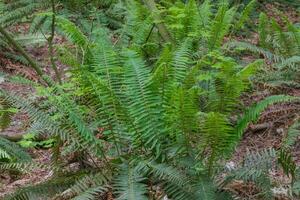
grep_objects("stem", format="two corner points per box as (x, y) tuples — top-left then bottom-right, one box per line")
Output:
(143, 0), (175, 45)
(48, 0), (62, 84)
(0, 26), (53, 86)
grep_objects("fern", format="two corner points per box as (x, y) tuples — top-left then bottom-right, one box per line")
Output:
(222, 148), (277, 199)
(1, 1), (294, 199)
(226, 13), (300, 87)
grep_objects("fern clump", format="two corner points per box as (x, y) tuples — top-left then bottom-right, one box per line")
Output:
(226, 12), (300, 88)
(0, 0), (299, 199)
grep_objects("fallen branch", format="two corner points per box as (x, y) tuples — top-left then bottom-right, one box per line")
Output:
(249, 122), (273, 132)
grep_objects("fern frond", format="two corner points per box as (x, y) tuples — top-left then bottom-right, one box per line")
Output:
(171, 38), (193, 83)
(135, 159), (195, 200)
(113, 164), (148, 200)
(282, 119), (300, 149)
(122, 49), (163, 152)
(198, 0), (212, 31)
(201, 112), (234, 167)
(271, 19), (293, 56)
(0, 2), (47, 27)
(223, 148), (276, 199)
(208, 3), (236, 50)
(225, 41), (282, 62)
(73, 186), (107, 200)
(3, 175), (76, 200)
(258, 12), (269, 48)
(39, 13), (89, 48)
(234, 0), (256, 31)
(0, 137), (31, 162)
(276, 56), (300, 69)
(236, 95), (300, 137)
(136, 159), (189, 186)
(70, 171), (111, 200)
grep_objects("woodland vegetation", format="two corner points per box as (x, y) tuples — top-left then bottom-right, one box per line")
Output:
(0, 0), (299, 199)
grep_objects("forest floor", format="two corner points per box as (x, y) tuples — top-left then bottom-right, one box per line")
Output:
(0, 2), (299, 199)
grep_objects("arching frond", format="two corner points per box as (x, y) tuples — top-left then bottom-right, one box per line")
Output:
(236, 95), (300, 137)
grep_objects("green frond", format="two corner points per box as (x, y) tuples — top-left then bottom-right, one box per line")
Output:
(14, 34), (47, 46)
(56, 45), (81, 68)
(125, 0), (153, 45)
(236, 95), (300, 137)
(200, 112), (234, 167)
(70, 171), (111, 200)
(165, 85), (198, 142)
(113, 164), (148, 200)
(223, 148), (276, 199)
(205, 56), (257, 114)
(73, 186), (107, 200)
(194, 178), (218, 200)
(0, 97), (16, 130)
(1, 90), (68, 140)
(270, 19), (293, 56)
(0, 2), (47, 27)
(198, 0), (212, 30)
(39, 13), (89, 48)
(1, 90), (100, 155)
(258, 12), (269, 48)
(285, 19), (300, 52)
(234, 0), (256, 31)
(282, 119), (300, 149)
(171, 38), (193, 83)
(136, 160), (189, 186)
(276, 55), (300, 69)
(225, 41), (282, 62)
(122, 49), (163, 152)
(0, 137), (31, 162)
(208, 3), (236, 50)
(166, 0), (201, 41)
(237, 59), (263, 80)
(29, 15), (49, 33)
(3, 175), (76, 200)
(0, 161), (46, 172)
(0, 148), (11, 160)
(135, 159), (195, 200)
(278, 149), (296, 182)
(90, 28), (123, 84)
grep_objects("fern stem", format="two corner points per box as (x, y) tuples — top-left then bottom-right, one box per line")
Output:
(48, 0), (62, 84)
(0, 26), (53, 86)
